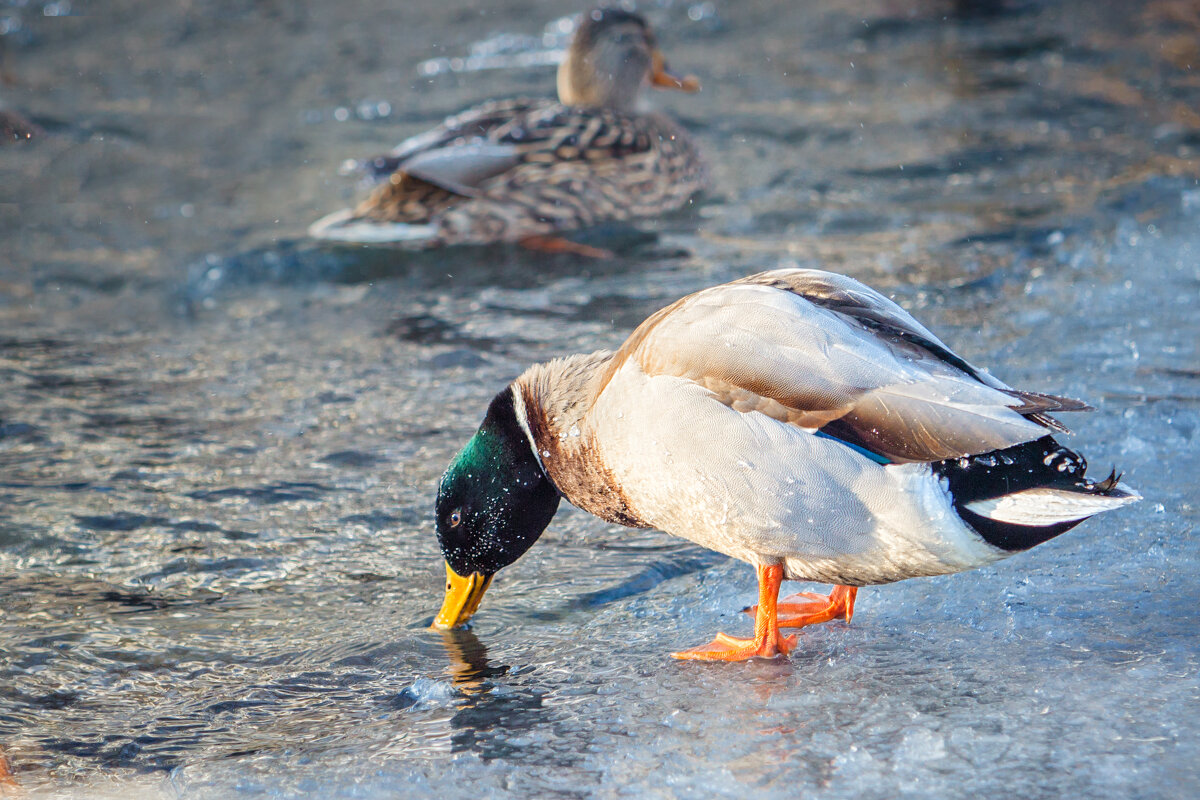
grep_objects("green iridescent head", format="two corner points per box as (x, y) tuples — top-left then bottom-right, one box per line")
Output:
(432, 387), (560, 628)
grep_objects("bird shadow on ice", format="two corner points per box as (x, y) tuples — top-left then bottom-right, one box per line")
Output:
(433, 629), (577, 765)
(177, 225), (675, 314)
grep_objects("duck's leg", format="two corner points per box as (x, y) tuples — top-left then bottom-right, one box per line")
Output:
(672, 563), (797, 661)
(745, 585), (857, 628)
(518, 234), (613, 259)
(0, 746), (17, 794)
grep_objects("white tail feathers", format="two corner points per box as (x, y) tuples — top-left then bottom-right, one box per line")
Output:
(965, 484), (1141, 526)
(308, 208), (438, 244)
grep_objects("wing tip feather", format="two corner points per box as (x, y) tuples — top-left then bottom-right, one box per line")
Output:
(308, 209), (438, 244)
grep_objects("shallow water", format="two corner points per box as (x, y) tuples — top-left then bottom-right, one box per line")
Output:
(2, 0), (1198, 797)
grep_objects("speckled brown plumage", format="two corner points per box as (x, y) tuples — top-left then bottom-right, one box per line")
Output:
(515, 354), (652, 529)
(310, 8), (706, 247)
(342, 100), (704, 245)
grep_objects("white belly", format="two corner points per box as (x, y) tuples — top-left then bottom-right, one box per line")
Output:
(590, 369), (1007, 585)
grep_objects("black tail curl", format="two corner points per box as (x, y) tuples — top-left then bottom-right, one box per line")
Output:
(1091, 469), (1122, 493)
(934, 436), (1126, 552)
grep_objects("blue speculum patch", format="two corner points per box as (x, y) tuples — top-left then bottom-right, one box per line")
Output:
(814, 429), (892, 465)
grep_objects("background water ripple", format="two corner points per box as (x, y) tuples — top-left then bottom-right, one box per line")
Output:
(1, 0), (1197, 798)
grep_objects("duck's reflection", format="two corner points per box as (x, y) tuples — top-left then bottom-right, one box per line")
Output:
(438, 629), (509, 695)
(436, 630), (565, 763)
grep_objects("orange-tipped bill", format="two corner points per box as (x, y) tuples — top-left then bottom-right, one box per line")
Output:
(650, 50), (701, 92)
(432, 562), (494, 630)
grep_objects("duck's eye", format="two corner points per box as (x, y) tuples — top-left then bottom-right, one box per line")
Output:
(449, 510), (462, 527)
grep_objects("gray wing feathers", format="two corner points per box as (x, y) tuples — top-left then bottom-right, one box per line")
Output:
(741, 269), (954, 357)
(349, 98), (545, 182)
(623, 269), (1085, 463)
(743, 271), (1092, 420)
(400, 144), (522, 196)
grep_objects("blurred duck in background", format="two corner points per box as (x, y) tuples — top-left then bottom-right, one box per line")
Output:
(309, 7), (705, 256)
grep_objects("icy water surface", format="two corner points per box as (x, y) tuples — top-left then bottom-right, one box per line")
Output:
(2, 0), (1199, 797)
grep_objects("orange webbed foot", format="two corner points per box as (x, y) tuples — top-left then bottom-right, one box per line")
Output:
(518, 234), (613, 259)
(671, 630), (797, 662)
(673, 563), (798, 662)
(745, 585), (858, 628)
(0, 746), (18, 795)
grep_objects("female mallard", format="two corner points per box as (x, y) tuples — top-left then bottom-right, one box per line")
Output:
(309, 8), (705, 255)
(431, 269), (1140, 661)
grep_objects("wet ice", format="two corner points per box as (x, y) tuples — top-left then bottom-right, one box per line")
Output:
(0, 0), (1198, 798)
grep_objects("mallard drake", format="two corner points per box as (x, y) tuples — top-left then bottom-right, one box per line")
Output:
(309, 8), (705, 255)
(431, 269), (1140, 661)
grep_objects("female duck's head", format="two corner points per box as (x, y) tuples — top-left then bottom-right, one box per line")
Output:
(557, 8), (700, 111)
(432, 387), (560, 629)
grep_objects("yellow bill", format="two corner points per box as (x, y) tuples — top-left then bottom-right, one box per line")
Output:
(432, 562), (494, 629)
